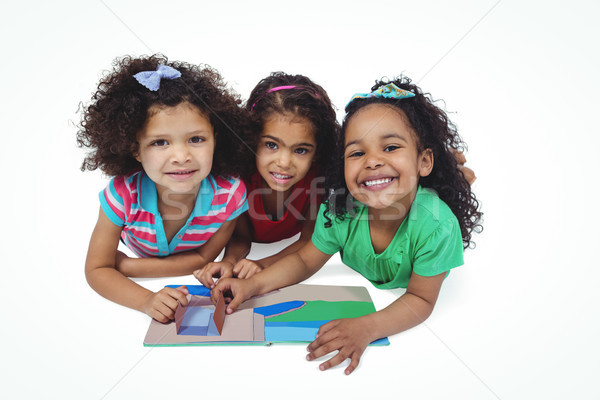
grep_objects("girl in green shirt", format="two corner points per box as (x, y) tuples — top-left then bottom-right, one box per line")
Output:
(211, 77), (482, 375)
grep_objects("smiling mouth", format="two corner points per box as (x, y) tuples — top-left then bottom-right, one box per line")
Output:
(270, 172), (293, 183)
(166, 170), (197, 180)
(272, 172), (292, 179)
(362, 177), (395, 187)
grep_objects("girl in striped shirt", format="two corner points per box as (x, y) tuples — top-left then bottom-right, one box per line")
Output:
(77, 55), (251, 322)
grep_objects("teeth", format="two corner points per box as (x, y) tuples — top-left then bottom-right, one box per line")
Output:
(171, 171), (191, 175)
(272, 172), (291, 179)
(364, 178), (392, 187)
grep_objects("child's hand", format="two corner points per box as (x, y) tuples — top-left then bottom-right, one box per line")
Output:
(306, 317), (374, 375)
(193, 262), (234, 289)
(211, 277), (257, 314)
(233, 259), (263, 279)
(452, 149), (477, 185)
(142, 286), (189, 323)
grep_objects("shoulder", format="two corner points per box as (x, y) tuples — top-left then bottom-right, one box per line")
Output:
(407, 186), (460, 242)
(102, 171), (143, 202)
(316, 201), (365, 230)
(241, 171), (261, 191)
(99, 171), (145, 225)
(211, 175), (247, 195)
(411, 187), (457, 223)
(207, 175), (248, 218)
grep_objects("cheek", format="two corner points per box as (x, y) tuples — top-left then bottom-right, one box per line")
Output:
(344, 165), (356, 188)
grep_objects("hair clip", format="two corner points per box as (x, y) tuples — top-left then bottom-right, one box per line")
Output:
(133, 65), (181, 91)
(250, 85), (298, 111)
(345, 83), (415, 108)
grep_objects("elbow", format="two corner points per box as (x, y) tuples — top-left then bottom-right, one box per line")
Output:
(406, 292), (438, 322)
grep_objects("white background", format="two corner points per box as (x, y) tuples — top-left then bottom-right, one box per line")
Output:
(1, 0), (599, 399)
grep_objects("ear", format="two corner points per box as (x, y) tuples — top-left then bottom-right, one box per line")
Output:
(132, 143), (141, 163)
(418, 148), (434, 177)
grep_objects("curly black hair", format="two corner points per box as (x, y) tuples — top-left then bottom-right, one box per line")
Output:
(243, 72), (339, 177)
(77, 54), (252, 177)
(324, 76), (482, 249)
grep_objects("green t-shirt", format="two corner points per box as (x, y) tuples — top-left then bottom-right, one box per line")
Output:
(312, 186), (464, 289)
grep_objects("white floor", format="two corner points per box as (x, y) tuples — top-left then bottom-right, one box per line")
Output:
(1, 1), (599, 399)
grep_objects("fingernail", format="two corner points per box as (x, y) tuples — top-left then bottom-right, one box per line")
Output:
(306, 355), (311, 361)
(319, 365), (325, 371)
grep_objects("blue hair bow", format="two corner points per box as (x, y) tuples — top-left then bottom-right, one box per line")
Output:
(346, 83), (415, 108)
(133, 65), (181, 91)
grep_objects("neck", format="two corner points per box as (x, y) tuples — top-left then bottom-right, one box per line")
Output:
(367, 188), (418, 229)
(156, 188), (198, 221)
(260, 178), (292, 220)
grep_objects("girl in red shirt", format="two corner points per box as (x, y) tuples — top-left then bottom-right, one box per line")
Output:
(195, 72), (339, 286)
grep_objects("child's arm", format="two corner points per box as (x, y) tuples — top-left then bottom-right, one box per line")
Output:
(85, 208), (189, 322)
(193, 213), (253, 288)
(256, 216), (316, 268)
(306, 271), (446, 375)
(211, 240), (333, 313)
(224, 209), (317, 280)
(115, 218), (238, 278)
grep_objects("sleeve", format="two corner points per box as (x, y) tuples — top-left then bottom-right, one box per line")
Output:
(310, 203), (343, 255)
(225, 177), (249, 221)
(98, 177), (127, 227)
(412, 217), (464, 277)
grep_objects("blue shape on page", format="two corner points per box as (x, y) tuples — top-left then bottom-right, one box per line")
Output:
(265, 326), (319, 342)
(254, 301), (305, 317)
(206, 315), (220, 336)
(165, 284), (211, 297)
(179, 307), (212, 336)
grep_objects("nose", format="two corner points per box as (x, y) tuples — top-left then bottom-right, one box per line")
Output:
(276, 151), (292, 169)
(171, 143), (191, 164)
(365, 153), (383, 169)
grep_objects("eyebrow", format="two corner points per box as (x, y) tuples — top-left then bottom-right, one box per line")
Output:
(261, 135), (315, 148)
(345, 133), (407, 149)
(143, 129), (209, 139)
(381, 133), (408, 142)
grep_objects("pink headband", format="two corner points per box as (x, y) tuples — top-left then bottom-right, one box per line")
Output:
(249, 85), (300, 111)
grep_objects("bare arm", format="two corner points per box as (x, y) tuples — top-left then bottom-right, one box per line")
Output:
(306, 271), (446, 374)
(116, 217), (238, 277)
(228, 208), (316, 280)
(257, 215), (316, 268)
(85, 207), (189, 321)
(194, 213), (253, 287)
(219, 212), (253, 266)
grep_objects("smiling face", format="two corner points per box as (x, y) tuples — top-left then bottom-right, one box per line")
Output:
(255, 113), (317, 193)
(135, 102), (215, 198)
(343, 104), (433, 214)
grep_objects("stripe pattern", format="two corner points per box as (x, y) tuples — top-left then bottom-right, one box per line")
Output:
(99, 171), (247, 258)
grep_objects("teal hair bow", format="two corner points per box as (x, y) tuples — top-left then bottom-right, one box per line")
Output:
(346, 83), (415, 108)
(133, 65), (181, 91)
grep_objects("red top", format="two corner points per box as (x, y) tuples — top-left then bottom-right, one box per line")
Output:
(243, 167), (323, 243)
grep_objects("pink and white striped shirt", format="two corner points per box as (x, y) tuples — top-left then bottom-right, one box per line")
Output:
(99, 171), (248, 258)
